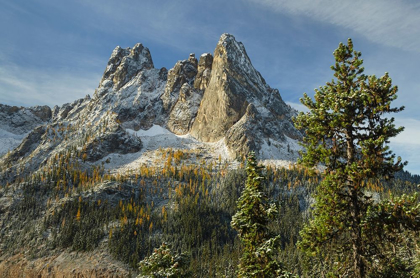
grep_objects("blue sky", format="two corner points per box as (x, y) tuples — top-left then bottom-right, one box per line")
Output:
(0, 0), (419, 174)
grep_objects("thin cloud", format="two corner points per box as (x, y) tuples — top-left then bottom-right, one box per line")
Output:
(391, 118), (420, 174)
(0, 63), (100, 107)
(286, 101), (309, 113)
(393, 118), (420, 146)
(249, 0), (420, 53)
(74, 0), (220, 52)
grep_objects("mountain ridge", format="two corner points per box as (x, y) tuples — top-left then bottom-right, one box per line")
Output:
(0, 34), (419, 277)
(0, 33), (302, 186)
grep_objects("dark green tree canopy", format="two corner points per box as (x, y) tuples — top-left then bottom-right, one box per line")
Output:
(294, 39), (417, 278)
(137, 242), (190, 278)
(231, 152), (284, 277)
(295, 38), (405, 179)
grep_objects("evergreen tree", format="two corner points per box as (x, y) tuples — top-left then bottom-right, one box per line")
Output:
(294, 39), (417, 277)
(137, 242), (190, 278)
(231, 152), (285, 277)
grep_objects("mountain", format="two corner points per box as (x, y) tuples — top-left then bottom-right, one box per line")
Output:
(0, 104), (51, 156)
(1, 34), (419, 277)
(0, 34), (305, 276)
(0, 34), (302, 185)
(190, 34), (300, 154)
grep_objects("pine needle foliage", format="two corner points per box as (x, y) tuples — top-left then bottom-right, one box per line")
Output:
(137, 242), (190, 278)
(231, 152), (285, 277)
(294, 38), (418, 277)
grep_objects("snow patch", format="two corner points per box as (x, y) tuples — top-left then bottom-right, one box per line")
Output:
(100, 127), (237, 173)
(0, 128), (27, 156)
(258, 136), (302, 168)
(127, 125), (171, 137)
(0, 128), (27, 140)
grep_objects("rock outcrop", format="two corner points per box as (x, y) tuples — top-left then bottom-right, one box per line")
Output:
(0, 33), (302, 167)
(84, 126), (142, 162)
(99, 43), (154, 92)
(0, 104), (52, 156)
(161, 54), (198, 115)
(6, 125), (46, 162)
(0, 33), (305, 277)
(162, 53), (207, 135)
(0, 104), (51, 134)
(93, 45), (166, 131)
(193, 53), (213, 90)
(52, 95), (91, 122)
(190, 34), (301, 155)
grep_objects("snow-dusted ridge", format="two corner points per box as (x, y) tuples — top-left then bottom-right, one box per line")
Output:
(100, 125), (238, 173)
(97, 124), (301, 174)
(0, 33), (303, 182)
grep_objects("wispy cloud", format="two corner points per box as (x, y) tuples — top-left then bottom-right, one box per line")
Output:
(391, 118), (420, 174)
(74, 0), (221, 52)
(248, 0), (420, 53)
(286, 101), (309, 113)
(0, 62), (100, 107)
(392, 118), (420, 145)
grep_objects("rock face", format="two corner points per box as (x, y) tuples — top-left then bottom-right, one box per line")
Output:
(0, 104), (52, 156)
(0, 104), (51, 134)
(190, 34), (301, 155)
(166, 82), (204, 135)
(52, 95), (91, 122)
(194, 53), (213, 90)
(100, 43), (154, 92)
(162, 53), (207, 135)
(94, 44), (167, 131)
(0, 33), (304, 277)
(6, 126), (46, 162)
(161, 54), (198, 115)
(0, 33), (302, 169)
(84, 125), (142, 162)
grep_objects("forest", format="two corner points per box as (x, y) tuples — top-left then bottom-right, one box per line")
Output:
(1, 39), (420, 278)
(0, 144), (419, 277)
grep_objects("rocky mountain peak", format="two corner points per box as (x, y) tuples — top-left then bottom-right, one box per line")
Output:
(194, 53), (213, 90)
(0, 36), (306, 275)
(188, 53), (198, 67)
(99, 44), (154, 92)
(161, 56), (198, 113)
(0, 33), (302, 181)
(190, 33), (301, 155)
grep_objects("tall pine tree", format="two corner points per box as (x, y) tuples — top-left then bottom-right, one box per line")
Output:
(231, 152), (285, 277)
(294, 39), (410, 277)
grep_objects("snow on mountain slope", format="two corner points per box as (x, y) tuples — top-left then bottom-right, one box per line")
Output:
(0, 104), (51, 156)
(104, 124), (300, 174)
(104, 125), (237, 173)
(0, 33), (303, 184)
(0, 129), (26, 156)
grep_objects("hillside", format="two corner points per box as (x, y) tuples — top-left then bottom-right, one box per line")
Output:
(0, 34), (302, 187)
(0, 34), (418, 277)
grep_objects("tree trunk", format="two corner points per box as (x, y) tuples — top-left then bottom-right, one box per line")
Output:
(350, 187), (365, 278)
(346, 128), (365, 277)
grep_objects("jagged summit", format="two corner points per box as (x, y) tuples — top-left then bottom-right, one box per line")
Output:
(0, 34), (304, 275)
(99, 43), (154, 92)
(0, 33), (302, 185)
(191, 33), (300, 156)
